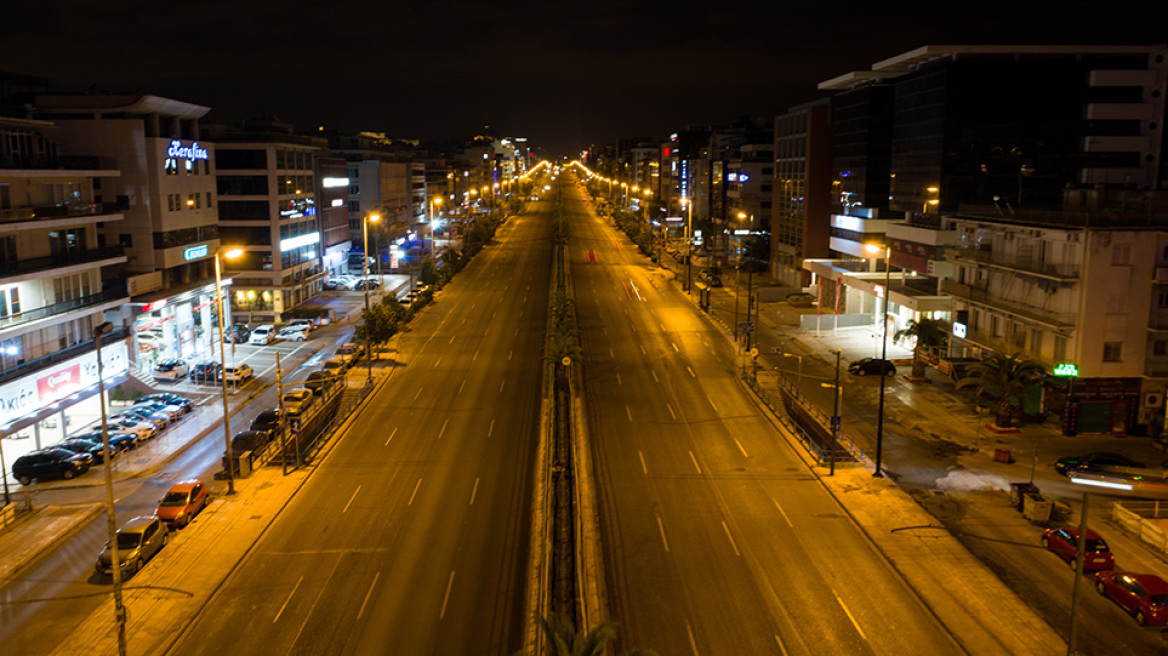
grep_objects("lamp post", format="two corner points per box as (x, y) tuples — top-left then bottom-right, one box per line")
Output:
(430, 196), (442, 260)
(94, 320), (127, 656)
(684, 196), (694, 294)
(362, 213), (380, 384)
(214, 249), (242, 494)
(866, 243), (892, 478)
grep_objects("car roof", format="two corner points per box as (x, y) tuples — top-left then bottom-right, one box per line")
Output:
(120, 515), (160, 532)
(167, 479), (203, 492)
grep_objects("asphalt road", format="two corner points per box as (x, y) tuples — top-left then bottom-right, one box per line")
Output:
(170, 186), (553, 655)
(567, 171), (961, 655)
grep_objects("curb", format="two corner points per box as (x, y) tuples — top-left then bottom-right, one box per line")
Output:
(0, 502), (104, 589)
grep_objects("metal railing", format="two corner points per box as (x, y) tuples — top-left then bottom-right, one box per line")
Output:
(947, 247), (1080, 280)
(0, 287), (128, 333)
(0, 326), (130, 386)
(0, 246), (126, 279)
(941, 279), (1077, 328)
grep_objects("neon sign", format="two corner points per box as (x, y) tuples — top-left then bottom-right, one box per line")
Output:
(184, 244), (209, 260)
(1053, 363), (1079, 377)
(167, 140), (208, 161)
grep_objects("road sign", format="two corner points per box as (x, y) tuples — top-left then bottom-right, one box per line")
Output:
(738, 322), (755, 333)
(830, 416), (841, 433)
(289, 417), (302, 435)
(771, 347), (781, 355)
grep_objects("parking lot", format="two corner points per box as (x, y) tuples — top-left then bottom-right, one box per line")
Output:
(149, 334), (335, 395)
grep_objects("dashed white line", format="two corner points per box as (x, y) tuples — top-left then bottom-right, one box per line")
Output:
(408, 478), (422, 506)
(508, 349), (513, 361)
(488, 419), (495, 438)
(499, 379), (506, 393)
(734, 439), (750, 458)
(651, 370), (659, 383)
(772, 497), (793, 528)
(438, 419), (449, 439)
(384, 427), (398, 446)
(656, 514), (670, 552)
(835, 593), (869, 641)
(721, 520), (741, 556)
(523, 296), (527, 303)
(433, 357), (442, 369)
(672, 342), (679, 352)
(667, 404), (676, 420)
(616, 373), (622, 386)
(603, 327), (607, 336)
(626, 405), (633, 422)
(357, 572), (380, 620)
(708, 396), (719, 412)
(686, 366), (696, 377)
(609, 348), (615, 358)
(440, 570), (456, 619)
(638, 451), (648, 474)
(413, 387), (424, 401)
(448, 335), (455, 344)
(470, 477), (480, 505)
(458, 379), (466, 394)
(774, 634), (790, 656)
(273, 576), (304, 623)
(689, 451), (702, 474)
(686, 621), (699, 655)
(343, 486), (361, 513)
(473, 350), (479, 361)
(640, 344), (646, 355)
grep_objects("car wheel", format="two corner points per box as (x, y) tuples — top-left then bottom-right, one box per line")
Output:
(856, 369), (867, 376)
(63, 469), (75, 480)
(130, 557), (142, 575)
(1096, 581), (1107, 595)
(1136, 610), (1147, 626)
(17, 475), (31, 486)
(1041, 537), (1050, 548)
(1068, 557), (1078, 570)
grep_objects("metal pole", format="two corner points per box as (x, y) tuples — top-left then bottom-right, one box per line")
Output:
(874, 248), (891, 478)
(746, 268), (754, 350)
(362, 216), (373, 384)
(734, 265), (741, 349)
(215, 255), (234, 495)
(278, 350), (287, 475)
(95, 323), (127, 656)
(1068, 492), (1089, 655)
(686, 198), (693, 295)
(831, 349), (841, 476)
(0, 429), (9, 506)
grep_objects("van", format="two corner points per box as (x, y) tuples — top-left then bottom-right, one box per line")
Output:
(249, 325), (275, 345)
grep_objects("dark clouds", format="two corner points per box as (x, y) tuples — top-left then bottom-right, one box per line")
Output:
(1, 1), (1161, 157)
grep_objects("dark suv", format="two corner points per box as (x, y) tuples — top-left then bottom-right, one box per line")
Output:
(225, 324), (251, 344)
(12, 448), (91, 485)
(1054, 452), (1145, 477)
(249, 409), (284, 441)
(191, 361), (222, 384)
(848, 358), (897, 377)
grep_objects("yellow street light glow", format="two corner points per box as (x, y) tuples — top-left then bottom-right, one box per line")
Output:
(369, 213), (381, 222)
(737, 212), (747, 219)
(864, 243), (886, 255)
(927, 186), (939, 193)
(434, 197), (442, 205)
(223, 249), (244, 259)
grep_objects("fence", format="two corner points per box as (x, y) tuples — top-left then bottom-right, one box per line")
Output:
(1112, 501), (1168, 560)
(745, 368), (863, 467)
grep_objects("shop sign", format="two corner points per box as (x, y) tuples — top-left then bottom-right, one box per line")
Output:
(0, 342), (128, 424)
(1053, 363), (1078, 376)
(167, 140), (209, 161)
(184, 244), (209, 261)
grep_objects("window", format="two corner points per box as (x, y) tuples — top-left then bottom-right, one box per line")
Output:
(0, 235), (15, 264)
(119, 234), (132, 248)
(1154, 340), (1167, 356)
(164, 158), (178, 176)
(1158, 293), (1168, 309)
(1103, 342), (1123, 362)
(1030, 328), (1043, 354)
(206, 192), (212, 208)
(1054, 336), (1067, 362)
(348, 200), (361, 212)
(49, 228), (86, 256)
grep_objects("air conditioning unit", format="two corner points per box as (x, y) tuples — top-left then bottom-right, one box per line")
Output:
(1145, 392), (1164, 408)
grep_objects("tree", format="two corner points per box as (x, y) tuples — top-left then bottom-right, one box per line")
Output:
(354, 303), (399, 353)
(893, 318), (948, 379)
(956, 352), (1046, 428)
(538, 614), (656, 656)
(418, 256), (438, 286)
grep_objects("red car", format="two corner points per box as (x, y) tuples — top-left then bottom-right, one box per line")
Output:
(1094, 571), (1168, 626)
(155, 479), (209, 528)
(1041, 527), (1115, 571)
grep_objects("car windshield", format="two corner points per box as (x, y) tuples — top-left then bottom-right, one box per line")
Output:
(116, 532), (143, 549)
(1085, 538), (1109, 551)
(1151, 594), (1168, 606)
(160, 491), (189, 506)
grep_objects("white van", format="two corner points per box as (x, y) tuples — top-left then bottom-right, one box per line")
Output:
(249, 325), (275, 345)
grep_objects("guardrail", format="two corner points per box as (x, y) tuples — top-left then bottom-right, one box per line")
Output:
(1112, 501), (1168, 560)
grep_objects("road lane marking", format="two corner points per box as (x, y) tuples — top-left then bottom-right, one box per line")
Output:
(687, 366), (696, 377)
(273, 575), (304, 623)
(488, 419), (495, 438)
(458, 379), (466, 394)
(408, 478), (422, 505)
(603, 327), (607, 336)
(651, 370), (658, 383)
(473, 350), (479, 361)
(667, 404), (676, 420)
(609, 348), (615, 358)
(616, 373), (622, 386)
(499, 379), (506, 393)
(734, 439), (749, 458)
(384, 427), (398, 446)
(708, 396), (719, 412)
(343, 485), (361, 513)
(629, 280), (643, 301)
(774, 635), (789, 656)
(440, 570), (456, 619)
(414, 387), (424, 400)
(357, 572), (380, 620)
(672, 342), (679, 352)
(834, 593), (869, 641)
(640, 344), (646, 355)
(689, 451), (702, 474)
(438, 419), (449, 439)
(621, 280), (632, 300)
(721, 520), (741, 556)
(638, 451), (647, 474)
(772, 498), (793, 528)
(656, 514), (670, 552)
(508, 349), (513, 361)
(433, 357), (442, 369)
(686, 621), (699, 655)
(626, 405), (633, 422)
(470, 477), (480, 505)
(514, 328), (519, 336)
(523, 296), (527, 303)
(449, 335), (455, 344)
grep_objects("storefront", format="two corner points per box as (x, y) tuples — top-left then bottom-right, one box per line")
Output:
(131, 279), (232, 370)
(1048, 377), (1143, 436)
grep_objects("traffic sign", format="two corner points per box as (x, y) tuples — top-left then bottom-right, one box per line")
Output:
(289, 417), (302, 435)
(738, 322), (755, 333)
(771, 347), (781, 355)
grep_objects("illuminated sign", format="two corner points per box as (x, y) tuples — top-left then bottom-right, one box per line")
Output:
(952, 322), (967, 338)
(728, 173), (738, 182)
(1053, 363), (1079, 377)
(665, 216), (684, 222)
(143, 299), (168, 312)
(323, 177), (349, 188)
(331, 199), (344, 207)
(184, 244), (209, 260)
(874, 285), (885, 299)
(279, 232), (320, 252)
(739, 173), (750, 183)
(167, 140), (208, 161)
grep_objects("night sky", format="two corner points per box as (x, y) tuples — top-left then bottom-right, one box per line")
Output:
(2, 1), (1162, 157)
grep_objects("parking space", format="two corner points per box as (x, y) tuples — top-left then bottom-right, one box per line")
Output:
(150, 338), (325, 395)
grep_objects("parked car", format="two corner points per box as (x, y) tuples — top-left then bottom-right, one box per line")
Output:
(48, 442), (95, 468)
(275, 327), (308, 342)
(1042, 527), (1116, 571)
(322, 279), (343, 291)
(323, 358), (347, 377)
(249, 409), (284, 440)
(249, 325), (276, 345)
(71, 431), (139, 452)
(288, 319), (317, 332)
(281, 389), (314, 416)
(335, 343), (360, 366)
(224, 363), (254, 384)
(133, 401), (184, 422)
(847, 358), (897, 377)
(113, 409), (168, 430)
(698, 271), (723, 287)
(230, 430), (272, 456)
(190, 361), (222, 383)
(786, 292), (816, 307)
(304, 370), (337, 396)
(138, 393), (194, 413)
(12, 448), (91, 485)
(155, 479), (209, 528)
(96, 515), (169, 577)
(354, 279), (381, 290)
(225, 324), (251, 344)
(153, 359), (189, 381)
(1094, 571), (1168, 626)
(102, 417), (158, 440)
(1054, 452), (1146, 477)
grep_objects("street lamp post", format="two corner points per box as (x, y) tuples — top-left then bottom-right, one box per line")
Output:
(214, 249), (242, 494)
(866, 243), (892, 478)
(684, 196), (694, 294)
(94, 321), (127, 656)
(362, 213), (380, 384)
(430, 197), (442, 260)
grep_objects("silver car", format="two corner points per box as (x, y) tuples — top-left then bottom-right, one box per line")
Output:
(96, 515), (169, 576)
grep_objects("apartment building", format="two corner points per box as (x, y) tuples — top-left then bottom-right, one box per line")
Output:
(771, 100), (833, 287)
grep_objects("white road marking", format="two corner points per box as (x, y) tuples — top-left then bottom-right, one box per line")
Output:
(343, 485), (361, 513)
(671, 342), (679, 352)
(433, 357), (442, 369)
(408, 478), (422, 505)
(508, 349), (513, 361)
(499, 379), (506, 393)
(609, 348), (615, 358)
(514, 328), (519, 336)
(626, 405), (633, 422)
(660, 323), (666, 332)
(458, 379), (466, 394)
(357, 572), (380, 620)
(772, 497), (793, 528)
(686, 621), (699, 656)
(488, 419), (495, 438)
(438, 419), (449, 439)
(473, 350), (479, 361)
(656, 514), (670, 552)
(616, 373), (622, 386)
(721, 520), (741, 556)
(384, 427), (398, 446)
(640, 344), (646, 355)
(470, 477), (480, 505)
(708, 396), (719, 413)
(687, 366), (696, 377)
(603, 327), (607, 336)
(651, 370), (658, 383)
(689, 451), (702, 474)
(835, 593), (869, 641)
(774, 634), (789, 656)
(734, 439), (750, 458)
(273, 575), (304, 623)
(440, 570), (456, 619)
(667, 404), (676, 420)
(414, 387), (424, 401)
(638, 451), (648, 474)
(523, 296), (527, 303)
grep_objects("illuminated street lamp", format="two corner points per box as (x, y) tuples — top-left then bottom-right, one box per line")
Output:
(362, 213), (380, 383)
(430, 197), (442, 259)
(214, 248), (243, 494)
(865, 242), (892, 478)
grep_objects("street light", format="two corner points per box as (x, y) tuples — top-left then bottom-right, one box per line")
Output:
(865, 242), (892, 478)
(430, 197), (442, 260)
(362, 213), (380, 384)
(214, 248), (243, 495)
(94, 320), (127, 656)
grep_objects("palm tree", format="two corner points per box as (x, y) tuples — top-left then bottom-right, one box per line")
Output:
(537, 614), (657, 656)
(893, 318), (948, 379)
(956, 352), (1047, 428)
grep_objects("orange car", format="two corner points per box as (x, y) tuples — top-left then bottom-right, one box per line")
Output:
(155, 479), (209, 528)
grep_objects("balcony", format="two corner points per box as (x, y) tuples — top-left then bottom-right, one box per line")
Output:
(0, 326), (130, 386)
(942, 279), (1078, 329)
(0, 286), (129, 334)
(0, 246), (126, 281)
(948, 247), (1080, 281)
(0, 202), (125, 227)
(951, 325), (1054, 369)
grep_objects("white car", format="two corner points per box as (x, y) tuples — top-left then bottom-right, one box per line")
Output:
(224, 364), (254, 384)
(275, 328), (307, 342)
(98, 418), (158, 441)
(287, 319), (316, 332)
(281, 389), (314, 416)
(152, 359), (188, 381)
(249, 325), (275, 345)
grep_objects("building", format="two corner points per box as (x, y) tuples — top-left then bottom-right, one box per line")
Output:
(317, 157), (351, 276)
(726, 142), (774, 269)
(772, 100), (833, 287)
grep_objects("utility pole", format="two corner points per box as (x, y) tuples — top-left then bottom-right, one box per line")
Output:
(95, 322), (127, 656)
(277, 351), (286, 475)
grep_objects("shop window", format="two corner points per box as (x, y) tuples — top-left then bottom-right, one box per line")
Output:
(165, 158), (178, 175)
(1103, 342), (1123, 362)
